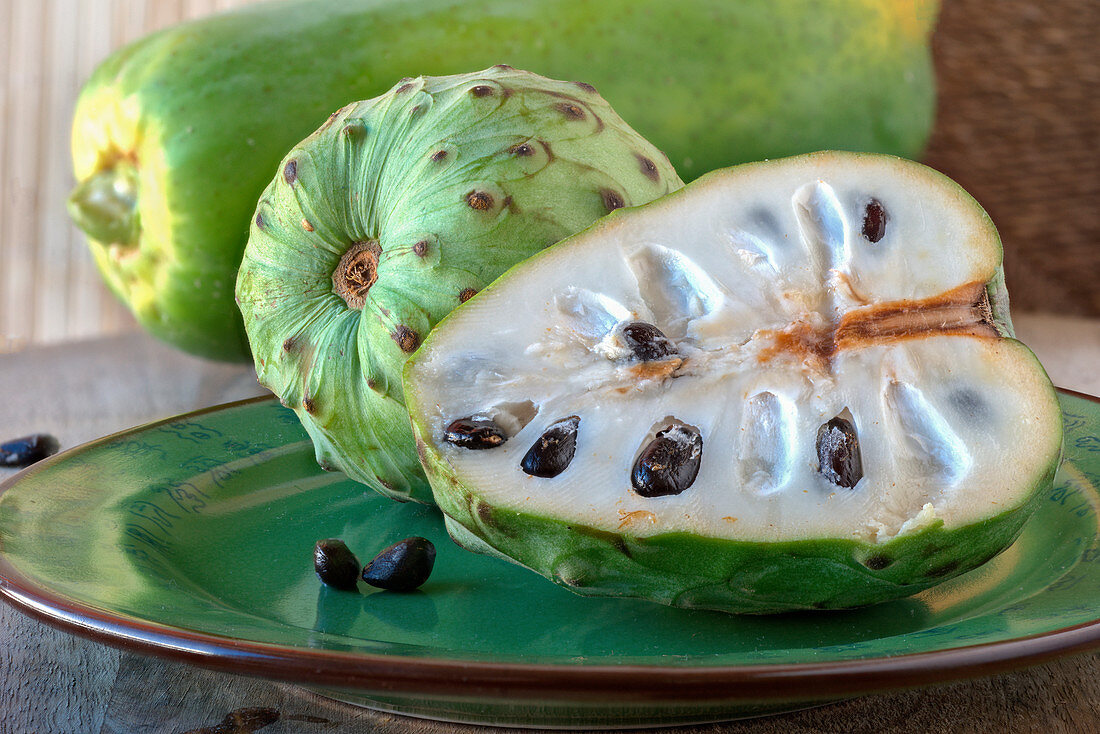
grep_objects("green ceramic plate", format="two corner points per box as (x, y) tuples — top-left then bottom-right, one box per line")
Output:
(2, 391), (1099, 727)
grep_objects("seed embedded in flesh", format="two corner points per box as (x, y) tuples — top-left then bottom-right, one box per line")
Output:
(861, 198), (888, 243)
(444, 417), (507, 449)
(521, 416), (580, 478)
(631, 425), (703, 497)
(816, 416), (863, 488)
(620, 321), (676, 361)
(362, 537), (436, 591)
(314, 538), (360, 590)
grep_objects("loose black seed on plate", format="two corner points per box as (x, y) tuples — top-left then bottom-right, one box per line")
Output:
(861, 198), (888, 243)
(444, 417), (507, 449)
(362, 537), (436, 591)
(314, 538), (360, 590)
(0, 433), (60, 467)
(620, 321), (676, 361)
(816, 416), (863, 488)
(631, 425), (703, 497)
(521, 416), (580, 478)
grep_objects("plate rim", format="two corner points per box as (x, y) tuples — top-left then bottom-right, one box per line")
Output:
(1, 388), (1098, 705)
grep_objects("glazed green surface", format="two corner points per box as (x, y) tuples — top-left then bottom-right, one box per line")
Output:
(0, 393), (1094, 723)
(69, 0), (937, 361)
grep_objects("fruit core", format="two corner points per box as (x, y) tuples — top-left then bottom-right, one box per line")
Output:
(333, 240), (381, 310)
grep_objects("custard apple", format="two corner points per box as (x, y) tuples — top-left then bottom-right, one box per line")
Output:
(235, 67), (682, 502)
(404, 151), (1063, 614)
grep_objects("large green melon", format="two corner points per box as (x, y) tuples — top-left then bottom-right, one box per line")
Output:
(68, 0), (938, 361)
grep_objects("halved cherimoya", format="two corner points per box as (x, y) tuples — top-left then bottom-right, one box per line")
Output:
(403, 151), (1063, 614)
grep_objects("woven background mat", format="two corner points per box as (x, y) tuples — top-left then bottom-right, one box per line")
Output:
(924, 0), (1100, 316)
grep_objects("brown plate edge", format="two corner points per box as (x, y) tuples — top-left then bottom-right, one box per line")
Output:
(0, 389), (1097, 706)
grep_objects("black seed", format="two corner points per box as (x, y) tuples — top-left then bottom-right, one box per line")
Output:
(865, 555), (893, 570)
(470, 85), (494, 97)
(556, 102), (585, 120)
(0, 434), (60, 467)
(631, 425), (703, 497)
(254, 211), (265, 228)
(493, 63), (514, 70)
(445, 417), (506, 449)
(302, 396), (318, 415)
(282, 337), (296, 352)
(601, 188), (626, 212)
(574, 81), (598, 93)
(283, 159), (297, 185)
(431, 149), (448, 162)
(412, 240), (430, 257)
(521, 416), (580, 478)
(459, 287), (478, 302)
(466, 190), (494, 210)
(620, 321), (676, 361)
(637, 154), (660, 181)
(509, 142), (535, 157)
(816, 416), (863, 488)
(314, 538), (360, 590)
(395, 82), (415, 94)
(362, 537), (436, 591)
(862, 198), (888, 243)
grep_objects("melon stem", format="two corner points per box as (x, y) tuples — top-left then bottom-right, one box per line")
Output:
(67, 162), (139, 247)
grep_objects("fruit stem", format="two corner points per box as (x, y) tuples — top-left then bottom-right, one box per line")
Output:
(67, 161), (140, 247)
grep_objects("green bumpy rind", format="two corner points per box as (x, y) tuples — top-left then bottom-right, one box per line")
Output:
(408, 383), (1061, 614)
(235, 68), (683, 503)
(69, 0), (938, 361)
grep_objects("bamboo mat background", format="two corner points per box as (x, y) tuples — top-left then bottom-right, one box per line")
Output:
(1, 0), (1097, 354)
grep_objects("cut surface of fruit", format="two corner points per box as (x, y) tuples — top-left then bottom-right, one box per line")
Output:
(404, 152), (1063, 613)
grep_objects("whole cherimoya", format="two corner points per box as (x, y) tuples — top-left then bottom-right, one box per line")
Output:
(235, 68), (683, 503)
(405, 151), (1063, 614)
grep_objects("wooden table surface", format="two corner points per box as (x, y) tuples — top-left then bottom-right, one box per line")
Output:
(2, 315), (1100, 733)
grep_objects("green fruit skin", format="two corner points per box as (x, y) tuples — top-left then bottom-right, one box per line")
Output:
(69, 0), (938, 362)
(409, 384), (1062, 615)
(235, 68), (683, 503)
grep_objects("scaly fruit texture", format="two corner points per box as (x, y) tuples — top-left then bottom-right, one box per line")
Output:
(235, 67), (682, 503)
(404, 152), (1063, 614)
(67, 0), (937, 361)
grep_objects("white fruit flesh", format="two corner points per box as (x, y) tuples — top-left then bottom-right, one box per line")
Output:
(407, 152), (1062, 545)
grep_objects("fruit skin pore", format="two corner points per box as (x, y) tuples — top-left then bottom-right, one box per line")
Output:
(68, 0), (938, 361)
